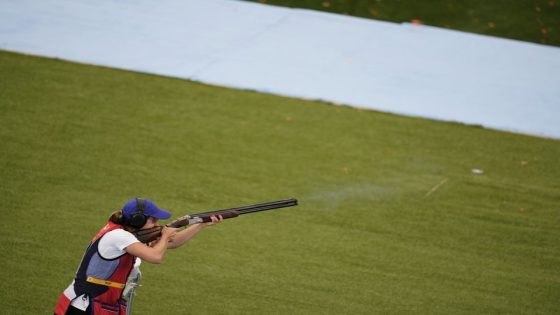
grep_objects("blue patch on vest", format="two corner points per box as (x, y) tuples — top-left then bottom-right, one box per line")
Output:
(86, 252), (120, 279)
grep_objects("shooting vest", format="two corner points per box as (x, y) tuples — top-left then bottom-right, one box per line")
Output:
(54, 222), (136, 315)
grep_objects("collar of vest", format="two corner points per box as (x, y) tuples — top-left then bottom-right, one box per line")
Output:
(91, 221), (125, 243)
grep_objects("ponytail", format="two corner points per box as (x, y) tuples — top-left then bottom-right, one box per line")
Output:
(109, 210), (124, 225)
(109, 210), (138, 232)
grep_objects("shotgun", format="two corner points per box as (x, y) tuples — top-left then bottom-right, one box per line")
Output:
(133, 198), (298, 243)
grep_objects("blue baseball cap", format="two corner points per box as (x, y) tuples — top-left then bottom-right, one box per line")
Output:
(122, 198), (172, 220)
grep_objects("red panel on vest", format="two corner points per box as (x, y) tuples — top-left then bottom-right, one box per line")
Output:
(54, 292), (71, 315)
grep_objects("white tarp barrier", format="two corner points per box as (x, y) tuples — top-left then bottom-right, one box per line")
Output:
(1, 0), (559, 138)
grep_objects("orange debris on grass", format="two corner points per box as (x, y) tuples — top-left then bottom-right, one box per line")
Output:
(368, 8), (379, 16)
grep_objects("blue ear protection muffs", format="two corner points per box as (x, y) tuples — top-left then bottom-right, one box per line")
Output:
(128, 197), (148, 229)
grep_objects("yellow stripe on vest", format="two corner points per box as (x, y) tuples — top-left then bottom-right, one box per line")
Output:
(86, 276), (125, 289)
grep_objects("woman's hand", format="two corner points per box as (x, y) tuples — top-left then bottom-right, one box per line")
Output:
(127, 226), (178, 264)
(160, 226), (178, 240)
(204, 214), (224, 226)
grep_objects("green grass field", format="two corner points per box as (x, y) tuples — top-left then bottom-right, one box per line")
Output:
(1, 49), (559, 314)
(247, 0), (559, 47)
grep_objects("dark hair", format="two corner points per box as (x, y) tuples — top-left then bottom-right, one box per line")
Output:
(109, 210), (138, 232)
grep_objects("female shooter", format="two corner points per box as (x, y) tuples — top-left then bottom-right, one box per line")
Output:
(54, 198), (222, 315)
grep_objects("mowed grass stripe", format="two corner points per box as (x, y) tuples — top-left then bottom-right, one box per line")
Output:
(0, 50), (559, 314)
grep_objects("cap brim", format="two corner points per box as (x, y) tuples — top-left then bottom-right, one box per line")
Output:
(151, 208), (172, 220)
